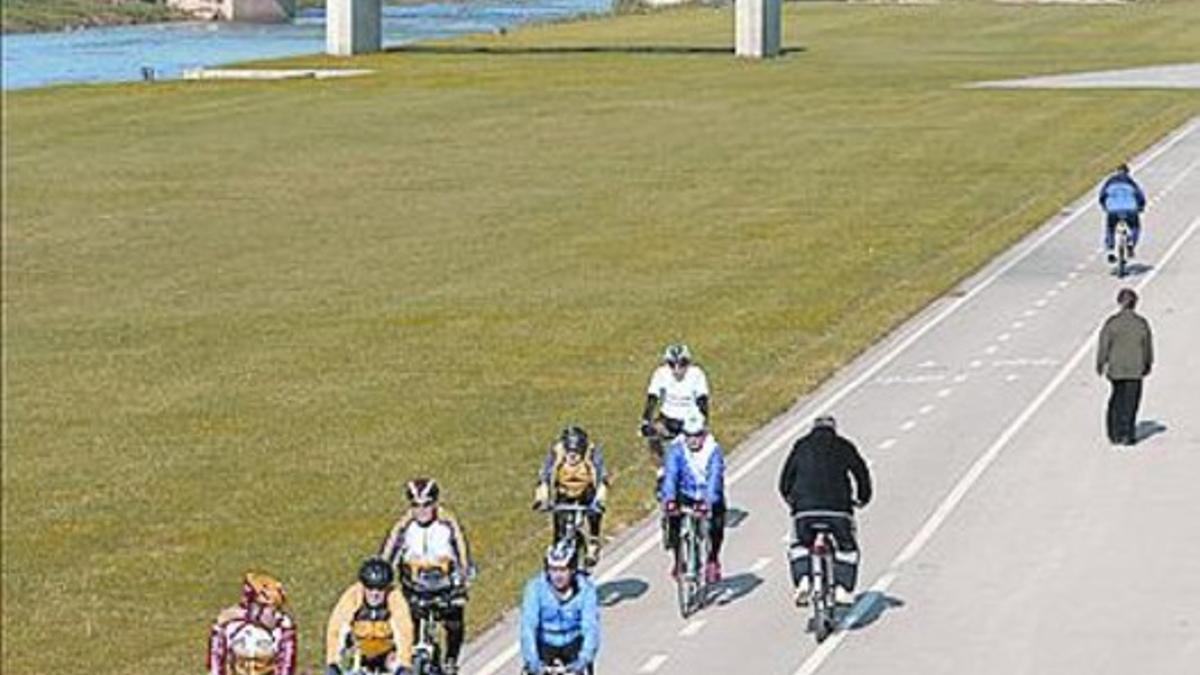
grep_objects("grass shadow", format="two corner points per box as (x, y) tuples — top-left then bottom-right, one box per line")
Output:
(598, 577), (649, 607)
(386, 45), (806, 57)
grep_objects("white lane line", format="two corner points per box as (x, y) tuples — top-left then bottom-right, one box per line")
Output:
(791, 213), (1200, 675)
(918, 404), (935, 415)
(639, 654), (669, 673)
(472, 121), (1200, 675)
(1011, 321), (1024, 329)
(678, 618), (708, 637)
(952, 373), (968, 383)
(878, 438), (897, 450)
(969, 359), (984, 369)
(750, 556), (773, 573)
(1074, 262), (1087, 271)
(1056, 280), (1069, 289)
(1047, 289), (1059, 297)
(1023, 309), (1038, 317)
(984, 345), (999, 355)
(1034, 298), (1048, 308)
(936, 387), (953, 398)
(917, 360), (938, 368)
(997, 333), (1011, 342)
(1005, 374), (1019, 382)
(899, 420), (917, 432)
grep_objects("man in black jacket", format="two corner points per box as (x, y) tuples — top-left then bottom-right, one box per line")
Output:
(778, 415), (872, 606)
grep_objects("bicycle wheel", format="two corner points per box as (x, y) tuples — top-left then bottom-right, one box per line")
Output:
(1116, 224), (1128, 278)
(676, 522), (696, 618)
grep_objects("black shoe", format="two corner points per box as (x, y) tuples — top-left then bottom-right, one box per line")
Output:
(1106, 252), (1117, 264)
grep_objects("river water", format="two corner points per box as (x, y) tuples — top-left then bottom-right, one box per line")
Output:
(2, 1), (611, 91)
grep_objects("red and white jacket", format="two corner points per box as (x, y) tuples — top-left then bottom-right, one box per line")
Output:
(208, 605), (297, 675)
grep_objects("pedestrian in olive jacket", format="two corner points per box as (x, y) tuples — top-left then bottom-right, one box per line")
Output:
(1096, 288), (1153, 446)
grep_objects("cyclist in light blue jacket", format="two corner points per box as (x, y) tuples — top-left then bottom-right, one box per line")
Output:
(1098, 163), (1147, 262)
(661, 414), (727, 584)
(520, 541), (599, 675)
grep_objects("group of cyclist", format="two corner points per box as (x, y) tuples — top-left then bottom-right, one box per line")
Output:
(207, 166), (1144, 675)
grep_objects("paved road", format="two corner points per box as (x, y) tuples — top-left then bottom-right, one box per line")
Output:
(973, 63), (1200, 89)
(462, 116), (1200, 675)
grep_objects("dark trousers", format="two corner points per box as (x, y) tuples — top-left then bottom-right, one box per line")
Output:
(1105, 211), (1141, 250)
(552, 493), (603, 544)
(1106, 378), (1143, 444)
(523, 637), (592, 674)
(789, 513), (860, 591)
(406, 596), (465, 662)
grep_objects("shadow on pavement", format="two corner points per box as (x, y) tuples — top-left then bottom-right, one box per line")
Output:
(598, 578), (649, 607)
(726, 507), (749, 529)
(1122, 262), (1155, 277)
(713, 572), (763, 606)
(1134, 419), (1168, 443)
(843, 590), (905, 630)
(386, 45), (807, 57)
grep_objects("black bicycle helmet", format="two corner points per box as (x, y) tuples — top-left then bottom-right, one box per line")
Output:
(358, 557), (395, 590)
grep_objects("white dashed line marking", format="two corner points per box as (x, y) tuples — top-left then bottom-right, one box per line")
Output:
(640, 654), (669, 673)
(1075, 262), (1087, 271)
(1011, 321), (1025, 329)
(1005, 374), (1019, 382)
(985, 345), (999, 355)
(953, 374), (969, 383)
(936, 388), (953, 398)
(678, 619), (708, 637)
(879, 438), (898, 450)
(1023, 309), (1038, 317)
(1068, 271), (1080, 280)
(919, 404), (935, 415)
(750, 557), (773, 573)
(900, 420), (917, 432)
(1057, 280), (1069, 288)
(1035, 299), (1048, 308)
(1047, 289), (1059, 297)
(997, 333), (1011, 342)
(970, 360), (984, 369)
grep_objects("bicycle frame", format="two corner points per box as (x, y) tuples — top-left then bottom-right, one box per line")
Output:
(1114, 218), (1132, 278)
(809, 529), (838, 642)
(674, 504), (710, 618)
(547, 503), (597, 571)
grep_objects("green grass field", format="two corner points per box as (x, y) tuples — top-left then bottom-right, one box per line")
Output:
(4, 1), (1199, 672)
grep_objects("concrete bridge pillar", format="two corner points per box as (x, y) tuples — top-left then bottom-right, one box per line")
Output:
(327, 0), (382, 55)
(736, 0), (781, 59)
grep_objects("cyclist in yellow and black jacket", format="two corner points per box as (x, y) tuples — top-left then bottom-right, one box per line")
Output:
(325, 557), (414, 675)
(533, 426), (610, 569)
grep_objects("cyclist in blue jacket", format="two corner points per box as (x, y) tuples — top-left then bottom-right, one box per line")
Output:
(661, 414), (727, 584)
(520, 541), (599, 675)
(1098, 163), (1147, 262)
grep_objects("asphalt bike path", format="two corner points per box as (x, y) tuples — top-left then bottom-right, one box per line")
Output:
(461, 116), (1200, 675)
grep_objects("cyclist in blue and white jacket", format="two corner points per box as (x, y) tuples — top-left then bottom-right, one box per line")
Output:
(660, 414), (727, 585)
(520, 541), (599, 675)
(1098, 163), (1147, 262)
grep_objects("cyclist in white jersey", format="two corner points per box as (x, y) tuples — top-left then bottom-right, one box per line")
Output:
(640, 344), (711, 471)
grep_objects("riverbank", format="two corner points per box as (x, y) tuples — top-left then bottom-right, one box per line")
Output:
(6, 1), (1200, 673)
(1, 0), (189, 34)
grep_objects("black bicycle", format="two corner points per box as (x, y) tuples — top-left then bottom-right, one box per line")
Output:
(537, 502), (601, 573)
(673, 503), (711, 618)
(405, 569), (466, 675)
(805, 523), (839, 642)
(1112, 216), (1134, 278)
